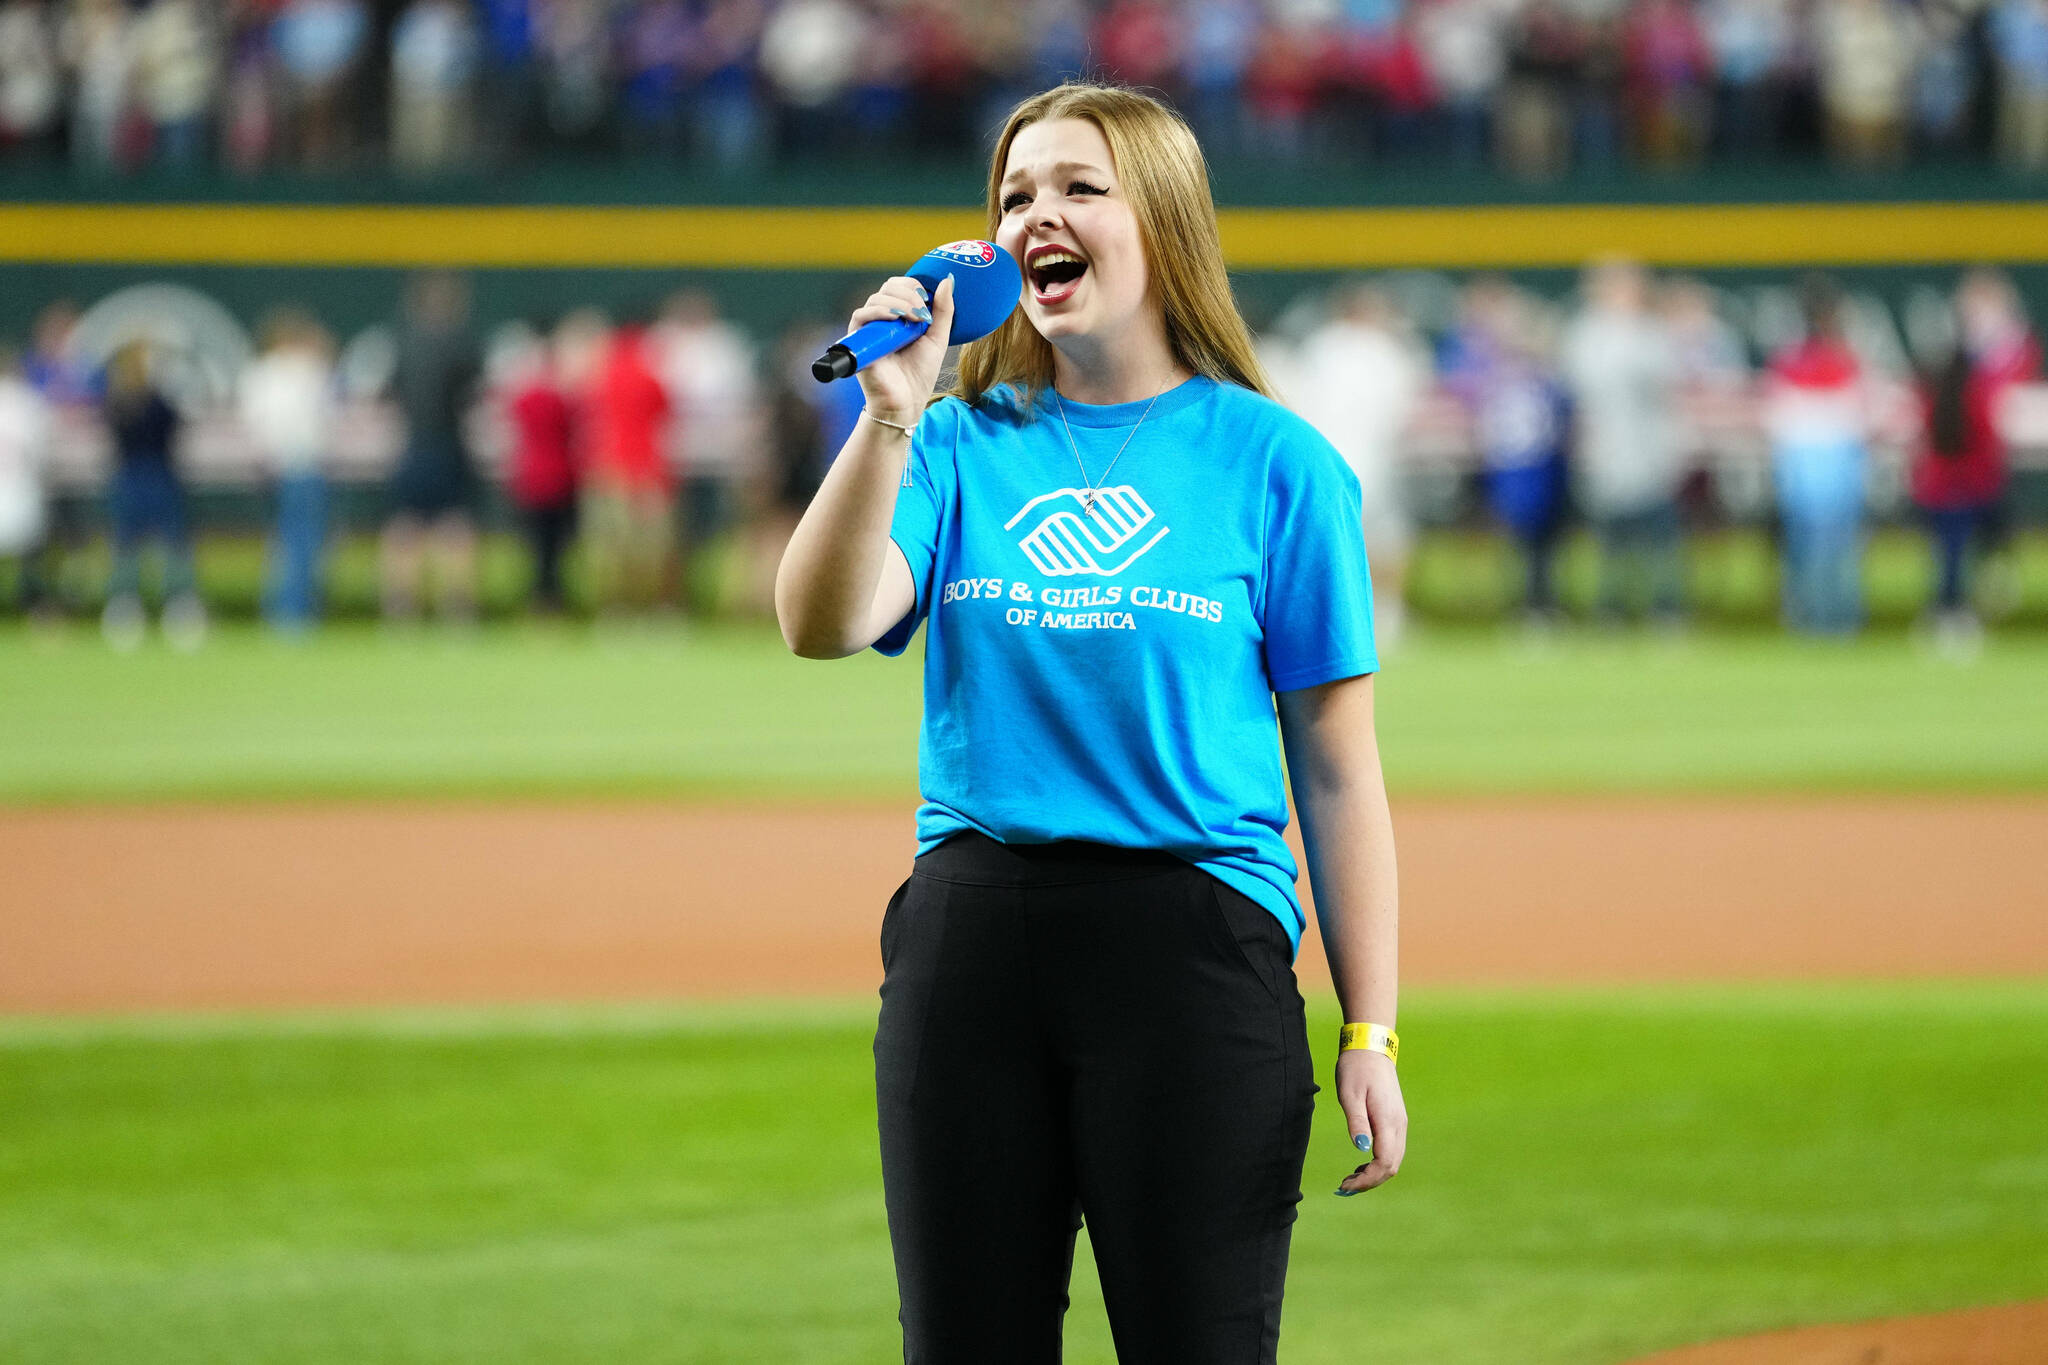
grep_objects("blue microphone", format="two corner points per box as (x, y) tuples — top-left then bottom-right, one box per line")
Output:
(812, 239), (1022, 382)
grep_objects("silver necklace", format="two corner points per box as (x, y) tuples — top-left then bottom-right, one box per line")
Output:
(1052, 374), (1171, 513)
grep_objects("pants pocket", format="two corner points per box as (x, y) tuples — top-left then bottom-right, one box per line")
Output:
(1204, 876), (1287, 1006)
(879, 874), (912, 974)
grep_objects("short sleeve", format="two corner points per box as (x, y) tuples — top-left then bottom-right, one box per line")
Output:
(1260, 421), (1379, 691)
(871, 401), (956, 657)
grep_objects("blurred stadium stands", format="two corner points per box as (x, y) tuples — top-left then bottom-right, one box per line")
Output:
(3, 0), (2047, 637)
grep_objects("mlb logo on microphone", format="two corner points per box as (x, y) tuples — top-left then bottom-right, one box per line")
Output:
(934, 240), (998, 267)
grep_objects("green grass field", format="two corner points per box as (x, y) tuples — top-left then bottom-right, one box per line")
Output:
(3, 985), (2045, 1365)
(4, 625), (2044, 1363)
(2, 621), (2045, 803)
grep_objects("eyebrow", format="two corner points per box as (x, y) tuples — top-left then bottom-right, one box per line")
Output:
(1001, 159), (1110, 188)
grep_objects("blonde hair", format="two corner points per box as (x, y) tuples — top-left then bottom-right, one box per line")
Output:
(948, 82), (1274, 409)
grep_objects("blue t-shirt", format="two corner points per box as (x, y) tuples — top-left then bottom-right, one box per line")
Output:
(874, 374), (1378, 957)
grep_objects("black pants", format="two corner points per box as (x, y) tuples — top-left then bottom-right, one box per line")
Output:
(875, 831), (1318, 1364)
(523, 501), (576, 611)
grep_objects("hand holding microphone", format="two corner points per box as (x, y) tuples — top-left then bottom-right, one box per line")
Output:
(817, 240), (1024, 426)
(842, 273), (956, 425)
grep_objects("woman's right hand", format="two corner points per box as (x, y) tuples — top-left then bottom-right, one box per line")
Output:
(850, 273), (956, 423)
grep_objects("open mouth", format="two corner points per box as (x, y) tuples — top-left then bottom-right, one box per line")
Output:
(1029, 249), (1089, 303)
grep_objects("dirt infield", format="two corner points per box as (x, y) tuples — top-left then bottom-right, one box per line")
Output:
(3, 796), (2044, 1013)
(3, 796), (2044, 1364)
(1625, 1299), (2048, 1364)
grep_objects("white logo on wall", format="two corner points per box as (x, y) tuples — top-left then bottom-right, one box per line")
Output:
(1004, 487), (1171, 577)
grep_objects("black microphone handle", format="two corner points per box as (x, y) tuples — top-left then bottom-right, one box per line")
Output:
(811, 345), (858, 383)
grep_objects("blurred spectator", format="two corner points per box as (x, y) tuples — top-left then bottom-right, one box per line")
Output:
(1911, 268), (2042, 649)
(1097, 0), (1183, 98)
(1816, 0), (1914, 169)
(390, 0), (478, 175)
(1028, 0), (1092, 90)
(1911, 1), (1979, 155)
(536, 0), (611, 150)
(384, 271), (482, 624)
(581, 313), (675, 616)
(1702, 0), (1790, 157)
(655, 289), (758, 610)
(1661, 275), (1754, 513)
(60, 0), (139, 172)
(25, 299), (101, 409)
(902, 0), (981, 154)
(476, 0), (540, 163)
(1445, 277), (1573, 624)
(239, 307), (337, 632)
(1623, 0), (1713, 166)
(845, 4), (912, 153)
(1764, 275), (1872, 634)
(221, 1), (283, 173)
(759, 0), (866, 152)
(618, 0), (693, 157)
(1498, 0), (1581, 179)
(1293, 281), (1428, 648)
(132, 0), (218, 170)
(101, 341), (205, 651)
(1415, 0), (1507, 165)
(1242, 18), (1320, 160)
(747, 319), (826, 616)
(0, 346), (56, 620)
(1569, 12), (1626, 169)
(273, 0), (368, 170)
(505, 314), (588, 616)
(693, 0), (769, 169)
(1181, 0), (1258, 156)
(10, 0), (2048, 176)
(1661, 277), (1748, 388)
(0, 0), (62, 159)
(1563, 258), (1687, 626)
(1992, 0), (2048, 171)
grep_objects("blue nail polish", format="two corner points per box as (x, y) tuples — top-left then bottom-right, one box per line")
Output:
(915, 308), (931, 322)
(890, 309), (906, 318)
(1334, 1187), (1357, 1197)
(1353, 1134), (1373, 1154)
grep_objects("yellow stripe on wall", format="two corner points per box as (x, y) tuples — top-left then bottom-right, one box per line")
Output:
(2, 201), (2043, 270)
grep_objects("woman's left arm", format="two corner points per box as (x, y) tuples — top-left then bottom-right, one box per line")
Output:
(1275, 672), (1406, 1195)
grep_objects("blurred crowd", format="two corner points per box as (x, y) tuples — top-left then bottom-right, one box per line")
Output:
(4, 0), (2048, 180)
(0, 261), (2040, 652)
(1266, 259), (2041, 648)
(0, 272), (856, 642)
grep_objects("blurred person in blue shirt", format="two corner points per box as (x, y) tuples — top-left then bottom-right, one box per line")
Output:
(1445, 278), (1573, 626)
(1992, 0), (2048, 170)
(101, 341), (205, 652)
(390, 0), (479, 175)
(272, 0), (369, 169)
(618, 0), (694, 156)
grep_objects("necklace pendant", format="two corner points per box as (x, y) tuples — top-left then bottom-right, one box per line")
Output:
(1082, 490), (1096, 513)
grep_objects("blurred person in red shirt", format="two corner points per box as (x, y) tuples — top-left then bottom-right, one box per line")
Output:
(505, 313), (593, 617)
(580, 311), (674, 617)
(1764, 277), (1874, 635)
(1096, 0), (1183, 100)
(1912, 268), (2042, 648)
(1622, 0), (1712, 165)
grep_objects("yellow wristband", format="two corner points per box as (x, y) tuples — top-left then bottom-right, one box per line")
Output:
(1339, 1022), (1398, 1065)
